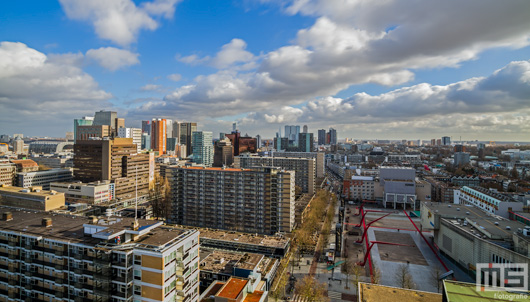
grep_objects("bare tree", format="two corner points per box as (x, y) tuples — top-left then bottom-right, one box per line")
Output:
(394, 264), (415, 289)
(341, 258), (355, 289)
(294, 275), (329, 302)
(430, 267), (443, 293)
(149, 175), (171, 220)
(352, 264), (363, 294)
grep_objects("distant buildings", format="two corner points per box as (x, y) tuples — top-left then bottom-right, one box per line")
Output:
(298, 132), (314, 152)
(73, 116), (94, 143)
(328, 128), (337, 145)
(178, 122), (197, 157)
(168, 166), (295, 234)
(454, 152), (470, 167)
(224, 131), (257, 156)
(271, 151), (325, 179)
(442, 136), (451, 145)
(213, 138), (234, 167)
(318, 129), (326, 145)
(117, 127), (142, 153)
(192, 131), (214, 167)
(13, 137), (24, 154)
(150, 118), (167, 155)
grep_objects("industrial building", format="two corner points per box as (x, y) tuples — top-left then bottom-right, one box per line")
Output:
(167, 166), (295, 235)
(0, 209), (200, 302)
(421, 202), (530, 286)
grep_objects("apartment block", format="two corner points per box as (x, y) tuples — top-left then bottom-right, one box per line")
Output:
(271, 151), (324, 179)
(235, 155), (315, 195)
(16, 168), (73, 190)
(0, 209), (200, 302)
(454, 186), (523, 218)
(0, 162), (15, 186)
(167, 166), (295, 235)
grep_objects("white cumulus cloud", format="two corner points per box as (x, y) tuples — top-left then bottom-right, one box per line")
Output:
(86, 47), (140, 71)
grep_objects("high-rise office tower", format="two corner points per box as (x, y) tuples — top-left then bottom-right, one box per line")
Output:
(256, 134), (261, 149)
(172, 121), (181, 143)
(73, 138), (149, 200)
(213, 138), (234, 167)
(167, 166), (295, 234)
(150, 118), (167, 155)
(232, 122), (237, 132)
(73, 116), (94, 143)
(93, 110), (117, 128)
(303, 125), (308, 133)
(442, 136), (451, 146)
(318, 129), (326, 145)
(284, 125), (300, 146)
(13, 137), (24, 154)
(192, 131), (213, 167)
(166, 119), (173, 138)
(141, 133), (151, 150)
(179, 122), (197, 156)
(141, 120), (151, 135)
(298, 133), (314, 152)
(328, 128), (337, 145)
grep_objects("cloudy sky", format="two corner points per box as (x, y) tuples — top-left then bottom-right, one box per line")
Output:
(1, 0), (529, 141)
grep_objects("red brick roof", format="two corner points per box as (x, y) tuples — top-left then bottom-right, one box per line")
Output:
(11, 159), (38, 168)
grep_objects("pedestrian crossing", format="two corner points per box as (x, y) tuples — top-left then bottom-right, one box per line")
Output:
(328, 290), (343, 301)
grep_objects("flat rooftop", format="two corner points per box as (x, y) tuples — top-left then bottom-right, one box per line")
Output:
(358, 282), (441, 302)
(193, 227), (290, 248)
(423, 202), (526, 240)
(0, 207), (192, 249)
(0, 185), (64, 197)
(200, 248), (275, 276)
(217, 278), (248, 299)
(443, 280), (529, 302)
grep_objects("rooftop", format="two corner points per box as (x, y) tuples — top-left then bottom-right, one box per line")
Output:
(217, 277), (248, 299)
(465, 186), (517, 203)
(0, 207), (193, 250)
(358, 282), (441, 302)
(199, 248), (274, 275)
(443, 280), (529, 302)
(0, 185), (64, 197)
(422, 202), (526, 240)
(11, 159), (38, 167)
(196, 227), (290, 248)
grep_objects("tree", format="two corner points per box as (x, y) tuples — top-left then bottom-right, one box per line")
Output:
(352, 264), (363, 294)
(149, 175), (171, 220)
(394, 264), (415, 289)
(430, 267), (443, 293)
(295, 185), (303, 197)
(294, 275), (328, 302)
(271, 271), (288, 301)
(341, 258), (355, 289)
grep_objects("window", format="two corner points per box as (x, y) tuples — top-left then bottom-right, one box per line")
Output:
(134, 255), (141, 265)
(133, 269), (141, 281)
(134, 285), (141, 296)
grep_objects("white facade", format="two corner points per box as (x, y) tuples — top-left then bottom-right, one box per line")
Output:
(118, 127), (142, 153)
(51, 181), (114, 204)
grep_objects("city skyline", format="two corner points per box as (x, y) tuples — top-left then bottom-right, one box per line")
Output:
(1, 1), (530, 140)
